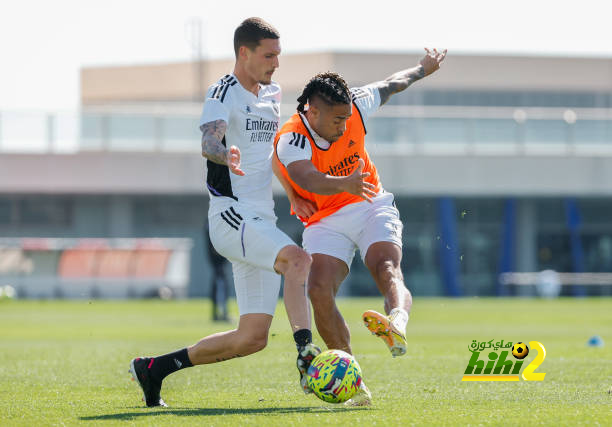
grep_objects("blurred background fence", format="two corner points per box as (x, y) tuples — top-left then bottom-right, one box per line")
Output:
(2, 106), (612, 155)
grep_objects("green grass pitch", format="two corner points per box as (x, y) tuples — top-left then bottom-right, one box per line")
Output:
(0, 297), (610, 426)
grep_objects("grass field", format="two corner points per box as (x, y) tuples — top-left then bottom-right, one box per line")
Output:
(0, 297), (610, 426)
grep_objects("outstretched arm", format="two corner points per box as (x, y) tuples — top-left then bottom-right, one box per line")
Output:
(375, 48), (447, 105)
(200, 120), (244, 176)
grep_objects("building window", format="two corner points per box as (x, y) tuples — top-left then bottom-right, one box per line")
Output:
(18, 198), (72, 226)
(0, 199), (12, 225)
(133, 196), (207, 227)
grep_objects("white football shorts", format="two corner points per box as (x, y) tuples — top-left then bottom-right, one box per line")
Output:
(208, 205), (295, 316)
(302, 191), (403, 268)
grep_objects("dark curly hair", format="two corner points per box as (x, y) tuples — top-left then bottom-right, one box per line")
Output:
(296, 72), (351, 113)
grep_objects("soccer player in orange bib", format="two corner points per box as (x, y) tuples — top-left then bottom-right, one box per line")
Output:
(273, 48), (446, 405)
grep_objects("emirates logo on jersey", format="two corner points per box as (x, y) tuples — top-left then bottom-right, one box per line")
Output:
(326, 152), (361, 177)
(246, 118), (278, 131)
(246, 118), (279, 143)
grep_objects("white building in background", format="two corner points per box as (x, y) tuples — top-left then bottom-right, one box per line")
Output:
(1, 51), (611, 297)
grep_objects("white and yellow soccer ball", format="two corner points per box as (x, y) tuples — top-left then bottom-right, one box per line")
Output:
(306, 349), (363, 403)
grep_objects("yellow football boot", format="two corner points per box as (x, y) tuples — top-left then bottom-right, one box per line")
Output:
(362, 310), (407, 357)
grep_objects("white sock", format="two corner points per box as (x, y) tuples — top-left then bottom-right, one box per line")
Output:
(389, 308), (409, 333)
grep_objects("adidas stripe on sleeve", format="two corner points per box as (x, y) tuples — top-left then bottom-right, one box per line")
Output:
(350, 85), (381, 122)
(276, 132), (312, 167)
(199, 75), (237, 127)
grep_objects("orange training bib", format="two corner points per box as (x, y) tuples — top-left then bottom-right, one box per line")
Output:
(274, 103), (381, 226)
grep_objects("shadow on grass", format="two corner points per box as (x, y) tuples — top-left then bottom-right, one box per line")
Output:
(80, 406), (371, 420)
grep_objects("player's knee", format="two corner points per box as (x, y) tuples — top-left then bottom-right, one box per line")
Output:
(247, 335), (268, 353)
(236, 332), (268, 355)
(279, 246), (312, 280)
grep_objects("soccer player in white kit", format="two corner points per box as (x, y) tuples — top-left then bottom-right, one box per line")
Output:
(129, 18), (319, 407)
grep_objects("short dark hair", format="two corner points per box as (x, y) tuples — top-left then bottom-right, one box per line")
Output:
(233, 17), (280, 57)
(296, 72), (351, 113)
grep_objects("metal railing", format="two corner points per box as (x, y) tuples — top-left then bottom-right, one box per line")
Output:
(1, 105), (611, 155)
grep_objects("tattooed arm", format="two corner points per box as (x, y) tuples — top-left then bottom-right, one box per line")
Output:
(200, 119), (245, 176)
(375, 48), (447, 105)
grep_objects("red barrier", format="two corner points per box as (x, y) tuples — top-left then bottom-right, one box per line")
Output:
(57, 248), (171, 278)
(132, 250), (170, 278)
(58, 250), (99, 278)
(96, 250), (133, 278)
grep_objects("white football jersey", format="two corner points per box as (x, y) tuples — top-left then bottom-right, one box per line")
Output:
(199, 74), (281, 216)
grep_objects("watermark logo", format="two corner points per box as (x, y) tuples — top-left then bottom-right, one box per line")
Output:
(462, 340), (547, 381)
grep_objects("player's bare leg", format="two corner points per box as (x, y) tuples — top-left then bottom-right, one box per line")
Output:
(306, 254), (371, 406)
(364, 242), (412, 313)
(187, 313), (272, 364)
(130, 313), (272, 407)
(363, 241), (412, 357)
(274, 244), (321, 392)
(307, 254), (351, 353)
(274, 245), (312, 333)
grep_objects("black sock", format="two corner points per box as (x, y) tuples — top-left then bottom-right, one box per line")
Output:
(149, 348), (193, 382)
(293, 329), (312, 348)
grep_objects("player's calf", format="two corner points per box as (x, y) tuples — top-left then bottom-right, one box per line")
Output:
(309, 288), (352, 354)
(307, 257), (352, 354)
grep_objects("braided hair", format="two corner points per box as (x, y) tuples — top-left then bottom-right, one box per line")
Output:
(296, 72), (351, 113)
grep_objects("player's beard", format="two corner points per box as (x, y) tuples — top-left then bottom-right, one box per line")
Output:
(259, 70), (275, 85)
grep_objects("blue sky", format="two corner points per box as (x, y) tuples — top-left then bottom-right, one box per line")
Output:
(0, 0), (610, 110)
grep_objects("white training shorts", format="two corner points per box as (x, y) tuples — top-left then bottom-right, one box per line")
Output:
(302, 191), (403, 268)
(208, 205), (294, 316)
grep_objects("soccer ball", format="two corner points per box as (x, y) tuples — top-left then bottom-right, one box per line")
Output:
(306, 349), (362, 403)
(512, 342), (529, 359)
